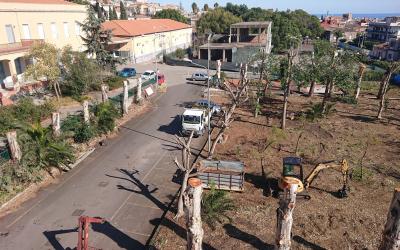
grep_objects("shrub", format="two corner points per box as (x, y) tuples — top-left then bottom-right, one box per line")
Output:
(92, 101), (120, 134)
(175, 48), (186, 59)
(364, 70), (384, 81)
(61, 115), (96, 143)
(201, 184), (235, 230)
(105, 75), (125, 90)
(352, 166), (373, 181)
(305, 102), (335, 121)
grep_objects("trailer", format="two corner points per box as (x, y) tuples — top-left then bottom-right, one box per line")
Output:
(197, 160), (245, 192)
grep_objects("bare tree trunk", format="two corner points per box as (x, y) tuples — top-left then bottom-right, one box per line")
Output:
(377, 80), (389, 119)
(101, 84), (108, 103)
(184, 178), (204, 250)
(137, 78), (142, 104)
(308, 81), (316, 97)
(175, 171), (190, 220)
(328, 80), (335, 97)
(6, 131), (21, 162)
(379, 188), (400, 250)
(275, 184), (298, 250)
(322, 80), (332, 115)
(53, 82), (60, 100)
(83, 101), (89, 124)
(122, 81), (129, 115)
(52, 112), (61, 137)
(56, 81), (62, 98)
(354, 64), (366, 100)
(255, 97), (260, 118)
(377, 74), (389, 99)
(209, 127), (226, 157)
(281, 88), (289, 130)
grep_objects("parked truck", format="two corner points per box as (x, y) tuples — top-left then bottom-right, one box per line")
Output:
(181, 108), (210, 137)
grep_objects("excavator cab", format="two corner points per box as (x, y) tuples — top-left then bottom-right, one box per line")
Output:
(279, 157), (310, 199)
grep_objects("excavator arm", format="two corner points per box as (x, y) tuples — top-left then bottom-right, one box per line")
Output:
(304, 159), (349, 190)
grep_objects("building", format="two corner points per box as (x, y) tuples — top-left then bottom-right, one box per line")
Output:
(103, 19), (192, 63)
(0, 0), (86, 89)
(371, 38), (400, 61)
(198, 22), (272, 64)
(366, 17), (400, 42)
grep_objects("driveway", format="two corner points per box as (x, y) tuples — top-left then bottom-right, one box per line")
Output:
(0, 64), (208, 250)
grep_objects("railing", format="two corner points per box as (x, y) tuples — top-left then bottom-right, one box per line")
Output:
(0, 39), (44, 54)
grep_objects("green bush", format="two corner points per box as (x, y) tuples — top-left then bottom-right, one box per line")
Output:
(105, 75), (125, 90)
(92, 101), (120, 134)
(364, 70), (384, 81)
(352, 166), (373, 181)
(61, 115), (96, 143)
(0, 161), (39, 193)
(305, 102), (335, 121)
(201, 184), (235, 230)
(175, 48), (186, 59)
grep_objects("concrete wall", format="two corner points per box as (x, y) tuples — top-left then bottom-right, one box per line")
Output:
(0, 2), (86, 51)
(113, 28), (192, 63)
(233, 47), (261, 65)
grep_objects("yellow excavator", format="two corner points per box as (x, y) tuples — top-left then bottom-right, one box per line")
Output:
(278, 157), (350, 199)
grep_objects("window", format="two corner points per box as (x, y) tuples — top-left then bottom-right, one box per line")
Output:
(22, 24), (31, 39)
(63, 22), (69, 38)
(14, 58), (23, 75)
(37, 23), (45, 39)
(75, 22), (80, 36)
(51, 22), (58, 39)
(5, 24), (15, 43)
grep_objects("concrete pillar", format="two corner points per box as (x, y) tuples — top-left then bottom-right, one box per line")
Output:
(237, 28), (240, 43)
(52, 112), (61, 137)
(83, 101), (89, 124)
(101, 84), (108, 103)
(8, 60), (16, 76)
(122, 81), (129, 115)
(208, 48), (211, 61)
(198, 49), (201, 59)
(229, 28), (232, 43)
(136, 78), (142, 104)
(222, 49), (226, 62)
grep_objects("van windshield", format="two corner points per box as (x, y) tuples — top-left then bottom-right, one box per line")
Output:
(183, 115), (201, 124)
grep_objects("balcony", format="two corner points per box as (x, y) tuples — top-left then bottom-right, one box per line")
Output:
(0, 39), (44, 56)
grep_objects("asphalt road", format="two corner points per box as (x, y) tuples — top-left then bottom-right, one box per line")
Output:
(0, 63), (208, 250)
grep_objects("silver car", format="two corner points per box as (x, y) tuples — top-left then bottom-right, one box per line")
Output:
(191, 72), (211, 81)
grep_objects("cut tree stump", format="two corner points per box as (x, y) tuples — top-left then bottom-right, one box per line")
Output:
(6, 131), (21, 161)
(101, 84), (108, 102)
(275, 184), (298, 250)
(184, 178), (204, 250)
(380, 188), (400, 250)
(137, 78), (142, 103)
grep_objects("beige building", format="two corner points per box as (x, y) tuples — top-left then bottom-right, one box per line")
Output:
(103, 19), (192, 63)
(0, 0), (86, 89)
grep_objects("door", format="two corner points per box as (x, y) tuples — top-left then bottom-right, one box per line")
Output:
(5, 25), (15, 43)
(22, 24), (31, 39)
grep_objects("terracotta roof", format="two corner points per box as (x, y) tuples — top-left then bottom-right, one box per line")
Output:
(0, 0), (75, 4)
(102, 19), (191, 37)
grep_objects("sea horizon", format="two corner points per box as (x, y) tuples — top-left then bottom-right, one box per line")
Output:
(314, 13), (400, 19)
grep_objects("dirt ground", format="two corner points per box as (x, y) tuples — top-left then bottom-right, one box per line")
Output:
(151, 82), (400, 250)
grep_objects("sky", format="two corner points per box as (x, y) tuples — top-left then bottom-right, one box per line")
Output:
(155, 0), (400, 14)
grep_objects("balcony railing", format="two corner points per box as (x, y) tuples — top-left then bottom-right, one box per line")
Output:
(0, 39), (44, 55)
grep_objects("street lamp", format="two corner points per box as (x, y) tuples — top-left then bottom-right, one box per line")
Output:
(206, 33), (212, 158)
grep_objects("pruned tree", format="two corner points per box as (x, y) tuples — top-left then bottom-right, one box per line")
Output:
(354, 63), (366, 100)
(380, 188), (400, 250)
(209, 64), (250, 158)
(275, 184), (298, 250)
(281, 36), (300, 130)
(377, 62), (400, 119)
(203, 4), (209, 11)
(174, 131), (195, 219)
(24, 42), (62, 99)
(183, 178), (204, 250)
(191, 2), (199, 14)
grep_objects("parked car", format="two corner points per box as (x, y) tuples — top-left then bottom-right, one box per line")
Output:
(141, 70), (156, 80)
(118, 68), (136, 77)
(191, 72), (211, 81)
(195, 99), (222, 114)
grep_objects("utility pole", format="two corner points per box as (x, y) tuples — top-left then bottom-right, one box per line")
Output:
(207, 33), (212, 158)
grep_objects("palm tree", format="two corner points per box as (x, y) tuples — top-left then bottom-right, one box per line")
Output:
(20, 123), (75, 173)
(201, 185), (235, 230)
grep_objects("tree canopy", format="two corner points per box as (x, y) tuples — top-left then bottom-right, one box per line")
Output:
(196, 8), (242, 34)
(119, 1), (128, 20)
(221, 3), (323, 51)
(192, 2), (199, 14)
(153, 9), (189, 24)
(203, 4), (209, 11)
